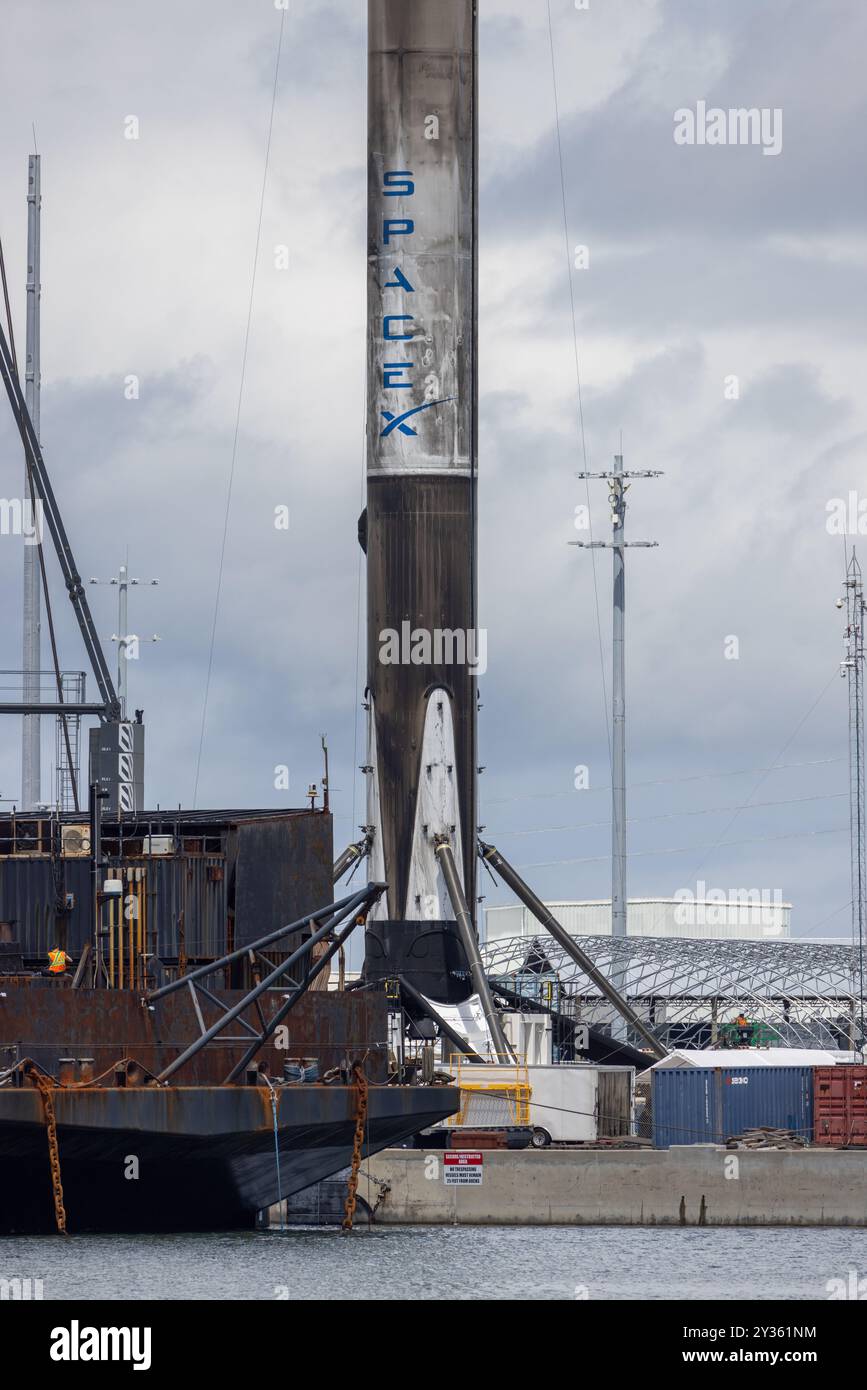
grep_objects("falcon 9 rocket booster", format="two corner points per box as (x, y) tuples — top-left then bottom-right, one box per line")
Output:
(362, 0), (479, 933)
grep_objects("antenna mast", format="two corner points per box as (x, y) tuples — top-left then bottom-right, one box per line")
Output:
(21, 154), (41, 808)
(572, 455), (661, 1035)
(89, 563), (160, 720)
(841, 548), (866, 1060)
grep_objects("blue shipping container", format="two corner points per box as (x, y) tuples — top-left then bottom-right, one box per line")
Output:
(651, 1066), (814, 1149)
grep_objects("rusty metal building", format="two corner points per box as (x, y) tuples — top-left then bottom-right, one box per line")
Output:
(0, 807), (332, 982)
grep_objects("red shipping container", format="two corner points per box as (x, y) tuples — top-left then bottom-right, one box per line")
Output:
(814, 1066), (867, 1147)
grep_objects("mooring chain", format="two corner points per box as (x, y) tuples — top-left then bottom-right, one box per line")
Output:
(31, 1071), (68, 1235)
(341, 1062), (369, 1233)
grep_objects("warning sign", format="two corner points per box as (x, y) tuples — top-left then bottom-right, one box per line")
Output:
(443, 1151), (484, 1186)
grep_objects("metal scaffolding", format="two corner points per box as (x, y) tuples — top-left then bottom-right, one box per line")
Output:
(55, 671), (85, 812)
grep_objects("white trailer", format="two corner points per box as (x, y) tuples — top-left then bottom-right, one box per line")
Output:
(442, 1063), (634, 1147)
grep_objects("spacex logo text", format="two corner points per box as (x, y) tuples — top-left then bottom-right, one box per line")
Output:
(378, 169), (451, 439)
(381, 397), (453, 438)
(49, 1321), (152, 1371)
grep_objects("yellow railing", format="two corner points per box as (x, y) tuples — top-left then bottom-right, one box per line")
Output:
(446, 1055), (532, 1126)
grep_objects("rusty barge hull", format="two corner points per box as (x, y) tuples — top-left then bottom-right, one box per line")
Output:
(0, 1082), (459, 1233)
(0, 985), (457, 1233)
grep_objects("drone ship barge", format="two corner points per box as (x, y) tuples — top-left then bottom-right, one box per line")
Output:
(0, 0), (511, 1236)
(0, 806), (458, 1234)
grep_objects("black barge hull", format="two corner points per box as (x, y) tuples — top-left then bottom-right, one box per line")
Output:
(0, 1083), (458, 1233)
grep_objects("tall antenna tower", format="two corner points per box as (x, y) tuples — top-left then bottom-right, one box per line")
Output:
(572, 454), (662, 948)
(841, 547), (866, 1059)
(21, 154), (42, 808)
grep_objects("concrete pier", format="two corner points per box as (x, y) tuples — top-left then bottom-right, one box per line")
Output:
(328, 1146), (867, 1227)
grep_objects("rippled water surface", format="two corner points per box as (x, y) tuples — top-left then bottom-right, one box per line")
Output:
(3, 1225), (867, 1300)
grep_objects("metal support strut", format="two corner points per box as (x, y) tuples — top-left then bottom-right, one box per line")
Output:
(397, 974), (485, 1064)
(478, 840), (667, 1060)
(333, 834), (372, 884)
(223, 900), (375, 1083)
(149, 884), (385, 1083)
(434, 836), (513, 1061)
(146, 883), (377, 1004)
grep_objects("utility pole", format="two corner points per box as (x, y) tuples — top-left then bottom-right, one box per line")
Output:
(571, 454), (661, 1035)
(21, 154), (41, 809)
(840, 548), (866, 1060)
(89, 565), (160, 719)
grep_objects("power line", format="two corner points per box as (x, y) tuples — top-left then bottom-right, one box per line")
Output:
(484, 756), (845, 807)
(791, 900), (852, 939)
(545, 0), (611, 777)
(486, 789), (847, 839)
(192, 7), (286, 806)
(515, 824), (847, 872)
(691, 669), (842, 862)
(635, 668), (842, 939)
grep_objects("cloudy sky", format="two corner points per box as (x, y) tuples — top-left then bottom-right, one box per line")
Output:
(0, 0), (864, 941)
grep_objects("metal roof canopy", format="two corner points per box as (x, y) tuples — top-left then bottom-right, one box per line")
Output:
(482, 933), (865, 1051)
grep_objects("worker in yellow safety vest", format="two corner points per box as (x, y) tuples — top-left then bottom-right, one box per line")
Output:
(47, 948), (70, 974)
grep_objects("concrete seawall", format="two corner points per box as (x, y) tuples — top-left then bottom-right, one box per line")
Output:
(354, 1147), (867, 1227)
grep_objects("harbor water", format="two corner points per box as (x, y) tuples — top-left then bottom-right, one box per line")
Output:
(3, 1225), (867, 1301)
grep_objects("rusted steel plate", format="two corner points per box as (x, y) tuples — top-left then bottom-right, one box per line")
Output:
(0, 987), (388, 1085)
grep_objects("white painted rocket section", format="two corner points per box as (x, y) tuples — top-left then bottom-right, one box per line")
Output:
(367, 3), (475, 478)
